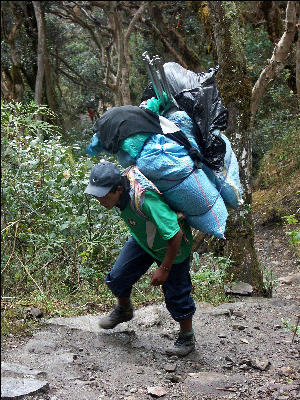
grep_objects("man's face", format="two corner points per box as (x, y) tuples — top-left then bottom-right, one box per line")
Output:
(95, 186), (123, 210)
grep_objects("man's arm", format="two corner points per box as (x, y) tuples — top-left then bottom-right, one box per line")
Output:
(150, 229), (183, 286)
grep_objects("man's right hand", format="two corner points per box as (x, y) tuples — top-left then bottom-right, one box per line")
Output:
(150, 267), (170, 286)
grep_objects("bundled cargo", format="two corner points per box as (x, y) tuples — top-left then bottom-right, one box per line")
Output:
(136, 133), (228, 238)
(85, 55), (243, 238)
(165, 110), (243, 209)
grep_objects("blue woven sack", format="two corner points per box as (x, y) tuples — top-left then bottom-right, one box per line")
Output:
(136, 134), (228, 238)
(165, 111), (243, 209)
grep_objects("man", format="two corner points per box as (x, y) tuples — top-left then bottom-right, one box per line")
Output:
(84, 160), (196, 356)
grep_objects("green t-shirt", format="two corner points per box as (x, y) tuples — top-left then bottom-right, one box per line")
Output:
(120, 190), (193, 263)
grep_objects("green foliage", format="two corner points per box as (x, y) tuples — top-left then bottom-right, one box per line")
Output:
(253, 109), (299, 224)
(244, 25), (273, 82)
(191, 252), (232, 305)
(1, 101), (59, 139)
(1, 101), (128, 307)
(282, 214), (300, 256)
(281, 317), (300, 338)
(262, 268), (279, 298)
(244, 19), (298, 175)
(1, 301), (40, 337)
(253, 100), (299, 174)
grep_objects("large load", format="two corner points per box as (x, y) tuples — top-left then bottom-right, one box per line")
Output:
(85, 54), (243, 239)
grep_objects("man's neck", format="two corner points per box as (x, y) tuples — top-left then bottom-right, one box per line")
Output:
(117, 185), (130, 211)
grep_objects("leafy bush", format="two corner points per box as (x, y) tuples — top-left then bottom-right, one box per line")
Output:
(252, 110), (300, 225)
(282, 214), (300, 257)
(1, 101), (128, 304)
(191, 252), (232, 305)
(281, 317), (300, 342)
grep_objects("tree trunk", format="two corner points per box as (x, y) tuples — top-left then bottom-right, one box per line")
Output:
(251, 1), (298, 127)
(33, 1), (45, 106)
(296, 15), (300, 107)
(1, 1), (25, 101)
(259, 1), (284, 43)
(208, 2), (264, 294)
(44, 45), (59, 114)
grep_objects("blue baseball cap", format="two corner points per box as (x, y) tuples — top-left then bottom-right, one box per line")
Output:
(84, 161), (121, 198)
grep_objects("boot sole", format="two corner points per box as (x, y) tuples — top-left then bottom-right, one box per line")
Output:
(98, 314), (133, 330)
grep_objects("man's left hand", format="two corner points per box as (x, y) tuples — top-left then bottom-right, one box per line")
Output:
(150, 267), (169, 286)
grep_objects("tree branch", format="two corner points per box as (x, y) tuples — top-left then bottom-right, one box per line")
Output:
(148, 21), (188, 69)
(52, 52), (89, 85)
(58, 67), (89, 88)
(122, 1), (147, 89)
(124, 1), (147, 54)
(251, 1), (298, 127)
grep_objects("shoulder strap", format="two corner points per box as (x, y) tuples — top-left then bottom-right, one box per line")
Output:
(122, 166), (161, 218)
(157, 114), (203, 169)
(164, 131), (204, 169)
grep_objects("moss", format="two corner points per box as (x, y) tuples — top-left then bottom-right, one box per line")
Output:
(223, 211), (264, 295)
(214, 3), (252, 129)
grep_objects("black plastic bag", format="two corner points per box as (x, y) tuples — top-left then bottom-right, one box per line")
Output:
(141, 62), (228, 172)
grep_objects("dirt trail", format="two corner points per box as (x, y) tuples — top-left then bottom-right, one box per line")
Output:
(1, 221), (299, 400)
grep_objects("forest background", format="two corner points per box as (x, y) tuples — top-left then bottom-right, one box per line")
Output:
(1, 1), (299, 337)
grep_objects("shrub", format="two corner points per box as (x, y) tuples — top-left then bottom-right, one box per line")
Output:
(1, 101), (128, 301)
(191, 252), (232, 305)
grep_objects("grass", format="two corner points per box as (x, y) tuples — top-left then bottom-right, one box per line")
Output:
(1, 254), (232, 339)
(253, 122), (300, 226)
(190, 252), (232, 306)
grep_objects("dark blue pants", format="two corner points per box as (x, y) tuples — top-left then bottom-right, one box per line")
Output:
(105, 236), (196, 322)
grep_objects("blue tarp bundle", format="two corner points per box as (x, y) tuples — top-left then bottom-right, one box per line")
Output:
(85, 58), (244, 239)
(85, 109), (243, 238)
(136, 133), (228, 238)
(165, 111), (243, 210)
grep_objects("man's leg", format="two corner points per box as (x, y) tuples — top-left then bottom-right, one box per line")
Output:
(179, 317), (193, 333)
(99, 236), (154, 329)
(161, 256), (196, 356)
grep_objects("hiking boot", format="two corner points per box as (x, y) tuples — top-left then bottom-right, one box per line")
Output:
(98, 304), (133, 329)
(165, 331), (196, 357)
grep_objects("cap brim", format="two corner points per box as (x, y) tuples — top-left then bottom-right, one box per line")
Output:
(84, 183), (112, 198)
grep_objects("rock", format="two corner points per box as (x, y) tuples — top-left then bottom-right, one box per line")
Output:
(184, 372), (244, 396)
(147, 386), (167, 397)
(250, 358), (271, 371)
(232, 311), (245, 318)
(30, 307), (44, 318)
(136, 368), (144, 374)
(168, 374), (182, 383)
(239, 358), (251, 366)
(161, 329), (174, 340)
(210, 308), (231, 316)
(225, 281), (253, 295)
(24, 339), (57, 354)
(278, 273), (300, 285)
(278, 366), (293, 376)
(163, 363), (177, 372)
(136, 305), (162, 327)
(232, 324), (247, 330)
(1, 362), (46, 378)
(239, 364), (250, 370)
(1, 377), (49, 398)
(52, 352), (78, 364)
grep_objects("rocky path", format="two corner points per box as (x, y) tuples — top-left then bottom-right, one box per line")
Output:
(1, 222), (300, 400)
